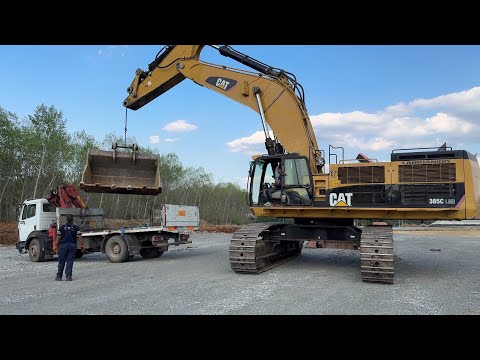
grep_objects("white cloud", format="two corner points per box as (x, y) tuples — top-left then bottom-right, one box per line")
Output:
(384, 102), (410, 116)
(97, 45), (129, 57)
(310, 111), (382, 128)
(148, 136), (180, 144)
(226, 130), (274, 154)
(422, 113), (473, 134)
(149, 135), (160, 144)
(410, 87), (480, 115)
(341, 134), (396, 152)
(226, 86), (480, 155)
(162, 120), (198, 132)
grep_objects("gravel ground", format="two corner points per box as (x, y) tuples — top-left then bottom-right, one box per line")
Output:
(1, 231), (479, 315)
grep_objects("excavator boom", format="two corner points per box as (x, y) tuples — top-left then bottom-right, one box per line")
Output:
(123, 45), (324, 173)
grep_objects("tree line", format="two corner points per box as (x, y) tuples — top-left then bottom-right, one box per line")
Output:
(0, 104), (251, 224)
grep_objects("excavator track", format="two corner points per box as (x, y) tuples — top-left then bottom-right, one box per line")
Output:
(229, 222), (301, 274)
(360, 225), (394, 284)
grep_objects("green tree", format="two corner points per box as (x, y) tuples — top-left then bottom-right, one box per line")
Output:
(24, 104), (71, 198)
(0, 107), (20, 220)
(67, 130), (98, 184)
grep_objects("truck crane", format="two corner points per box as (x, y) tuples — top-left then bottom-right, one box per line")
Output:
(120, 45), (480, 284)
(46, 183), (86, 209)
(17, 183), (199, 263)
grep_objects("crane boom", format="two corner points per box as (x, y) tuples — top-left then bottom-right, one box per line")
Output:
(46, 184), (86, 208)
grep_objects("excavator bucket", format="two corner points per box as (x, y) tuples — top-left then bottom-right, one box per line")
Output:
(80, 147), (162, 195)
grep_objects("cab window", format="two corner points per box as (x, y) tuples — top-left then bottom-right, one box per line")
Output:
(21, 204), (37, 220)
(251, 160), (265, 206)
(282, 158), (312, 205)
(284, 158), (311, 186)
(43, 203), (56, 212)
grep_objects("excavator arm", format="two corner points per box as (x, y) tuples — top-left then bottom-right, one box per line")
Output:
(123, 45), (324, 173)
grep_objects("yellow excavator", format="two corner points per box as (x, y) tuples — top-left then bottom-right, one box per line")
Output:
(105, 45), (480, 283)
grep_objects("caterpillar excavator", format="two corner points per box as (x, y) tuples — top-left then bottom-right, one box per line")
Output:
(113, 45), (480, 284)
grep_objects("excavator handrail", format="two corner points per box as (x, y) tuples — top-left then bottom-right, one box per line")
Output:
(391, 146), (453, 153)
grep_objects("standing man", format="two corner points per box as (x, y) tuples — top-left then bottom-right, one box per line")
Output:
(55, 214), (82, 281)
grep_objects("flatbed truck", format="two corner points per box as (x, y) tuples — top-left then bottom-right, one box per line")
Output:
(16, 198), (199, 263)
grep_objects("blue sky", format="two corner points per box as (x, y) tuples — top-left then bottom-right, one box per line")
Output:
(2, 45), (480, 187)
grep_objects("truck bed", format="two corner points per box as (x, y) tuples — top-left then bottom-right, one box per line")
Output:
(81, 225), (193, 237)
(59, 204), (199, 237)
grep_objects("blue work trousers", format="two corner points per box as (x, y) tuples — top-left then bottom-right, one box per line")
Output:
(57, 243), (77, 277)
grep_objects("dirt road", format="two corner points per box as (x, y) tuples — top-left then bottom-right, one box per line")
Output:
(1, 230), (479, 314)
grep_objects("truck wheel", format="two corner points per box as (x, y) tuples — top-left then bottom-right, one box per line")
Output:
(140, 247), (164, 259)
(28, 238), (45, 262)
(105, 235), (129, 263)
(75, 250), (84, 259)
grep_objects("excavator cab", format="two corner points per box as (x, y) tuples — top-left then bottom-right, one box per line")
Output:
(249, 155), (313, 207)
(80, 143), (162, 195)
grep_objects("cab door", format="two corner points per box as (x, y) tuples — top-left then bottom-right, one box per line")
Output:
(282, 157), (313, 205)
(18, 203), (37, 242)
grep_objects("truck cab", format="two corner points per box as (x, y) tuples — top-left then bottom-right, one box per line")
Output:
(16, 198), (57, 259)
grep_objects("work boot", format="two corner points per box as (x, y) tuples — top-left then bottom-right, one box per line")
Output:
(55, 274), (62, 281)
(66, 275), (72, 281)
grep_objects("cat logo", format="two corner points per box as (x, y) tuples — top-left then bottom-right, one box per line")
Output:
(205, 77), (237, 91)
(329, 193), (353, 207)
(216, 78), (230, 90)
